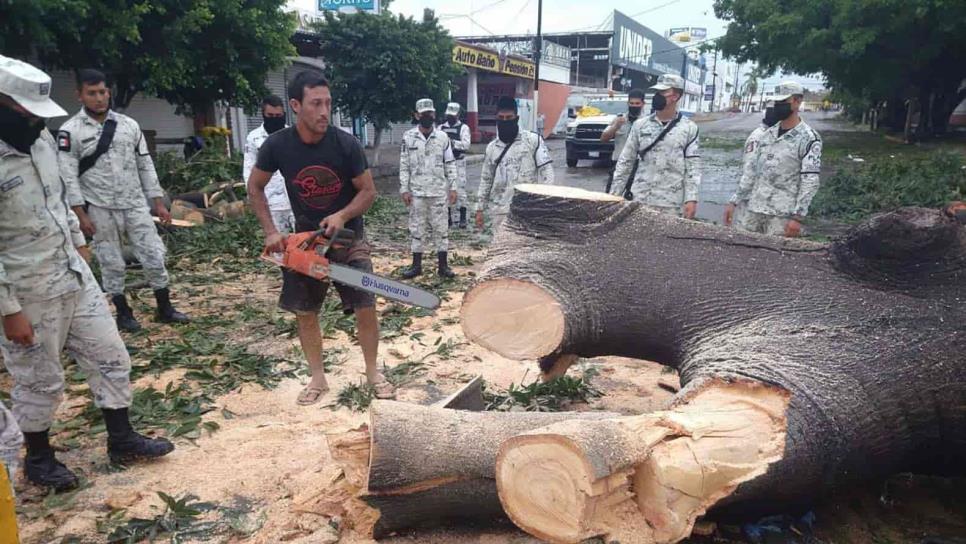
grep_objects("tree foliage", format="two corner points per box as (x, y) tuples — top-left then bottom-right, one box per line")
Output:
(0, 0), (296, 113)
(312, 9), (462, 135)
(713, 0), (966, 131)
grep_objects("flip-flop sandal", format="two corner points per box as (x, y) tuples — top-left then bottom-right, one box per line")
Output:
(372, 381), (396, 400)
(297, 386), (328, 405)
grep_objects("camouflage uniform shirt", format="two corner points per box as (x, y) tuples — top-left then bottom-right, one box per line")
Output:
(745, 119), (822, 218)
(399, 127), (457, 197)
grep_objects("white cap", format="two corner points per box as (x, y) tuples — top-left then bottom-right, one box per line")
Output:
(651, 74), (685, 91)
(416, 98), (435, 113)
(0, 55), (68, 118)
(445, 102), (461, 116)
(772, 81), (806, 102)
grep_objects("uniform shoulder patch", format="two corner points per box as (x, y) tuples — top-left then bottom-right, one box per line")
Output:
(57, 130), (71, 152)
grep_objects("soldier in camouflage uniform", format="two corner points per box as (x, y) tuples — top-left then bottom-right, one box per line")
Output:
(58, 69), (188, 332)
(440, 102), (471, 229)
(243, 95), (294, 233)
(475, 96), (554, 232)
(399, 98), (458, 278)
(0, 57), (173, 491)
(610, 74), (701, 218)
(724, 103), (777, 228)
(601, 88), (646, 193)
(728, 82), (822, 237)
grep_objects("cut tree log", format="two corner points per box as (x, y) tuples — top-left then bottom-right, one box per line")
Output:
(320, 400), (619, 539)
(462, 185), (966, 540)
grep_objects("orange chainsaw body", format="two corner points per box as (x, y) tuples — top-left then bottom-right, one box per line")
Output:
(261, 230), (345, 280)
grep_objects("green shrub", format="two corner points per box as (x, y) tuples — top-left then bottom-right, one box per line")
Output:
(155, 149), (242, 196)
(811, 152), (965, 221)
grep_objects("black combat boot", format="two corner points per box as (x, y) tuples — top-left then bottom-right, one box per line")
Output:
(103, 408), (175, 464)
(112, 294), (142, 332)
(400, 253), (423, 279)
(437, 251), (456, 279)
(448, 207), (454, 227)
(154, 288), (190, 324)
(458, 207), (468, 229)
(23, 430), (79, 492)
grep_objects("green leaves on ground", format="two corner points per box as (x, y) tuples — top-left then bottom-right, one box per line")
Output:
(483, 375), (604, 412)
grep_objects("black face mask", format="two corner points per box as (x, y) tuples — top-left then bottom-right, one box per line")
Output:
(446, 115), (458, 125)
(0, 105), (45, 154)
(264, 116), (285, 134)
(773, 102), (793, 121)
(418, 115), (435, 129)
(628, 105), (643, 119)
(762, 107), (777, 126)
(497, 118), (519, 144)
(651, 93), (668, 112)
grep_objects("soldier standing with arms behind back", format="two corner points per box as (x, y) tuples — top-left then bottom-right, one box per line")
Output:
(439, 102), (471, 229)
(475, 96), (554, 232)
(1, 56), (173, 492)
(58, 69), (189, 332)
(399, 98), (458, 279)
(725, 82), (822, 237)
(610, 74), (701, 218)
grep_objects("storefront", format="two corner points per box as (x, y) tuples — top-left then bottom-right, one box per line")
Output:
(451, 41), (536, 142)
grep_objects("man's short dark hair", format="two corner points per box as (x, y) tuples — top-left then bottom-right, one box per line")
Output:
(496, 96), (518, 114)
(76, 69), (107, 89)
(628, 88), (645, 101)
(262, 95), (284, 109)
(288, 71), (329, 103)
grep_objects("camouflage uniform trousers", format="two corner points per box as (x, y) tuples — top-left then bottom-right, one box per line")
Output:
(449, 159), (468, 225)
(736, 210), (790, 236)
(0, 402), (21, 481)
(0, 281), (133, 433)
(271, 209), (297, 234)
(409, 196), (449, 253)
(88, 204), (169, 296)
(641, 204), (682, 218)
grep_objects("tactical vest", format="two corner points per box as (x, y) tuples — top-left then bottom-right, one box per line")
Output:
(441, 122), (466, 160)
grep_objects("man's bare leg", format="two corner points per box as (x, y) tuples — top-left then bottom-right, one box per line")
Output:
(296, 311), (329, 393)
(355, 306), (392, 396)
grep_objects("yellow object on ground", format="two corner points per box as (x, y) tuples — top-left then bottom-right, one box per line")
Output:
(0, 467), (18, 543)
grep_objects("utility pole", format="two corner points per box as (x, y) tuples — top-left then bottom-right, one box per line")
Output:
(533, 0), (543, 133)
(710, 48), (718, 112)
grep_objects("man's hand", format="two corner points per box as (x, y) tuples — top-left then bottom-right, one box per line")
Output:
(723, 203), (736, 226)
(683, 201), (697, 220)
(449, 190), (457, 205)
(402, 192), (413, 207)
(475, 210), (485, 231)
(76, 245), (92, 263)
(784, 218), (803, 238)
(614, 115), (626, 128)
(319, 212), (346, 238)
(2, 312), (34, 346)
(154, 203), (172, 225)
(76, 209), (96, 238)
(264, 231), (287, 254)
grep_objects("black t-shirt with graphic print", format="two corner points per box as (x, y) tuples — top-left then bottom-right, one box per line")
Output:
(255, 125), (369, 233)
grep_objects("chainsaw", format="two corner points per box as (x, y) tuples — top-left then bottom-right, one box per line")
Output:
(260, 227), (440, 310)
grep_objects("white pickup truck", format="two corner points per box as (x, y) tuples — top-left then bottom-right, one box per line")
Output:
(564, 97), (628, 168)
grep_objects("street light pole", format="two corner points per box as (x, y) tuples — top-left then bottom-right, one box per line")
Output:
(533, 0), (543, 133)
(710, 48), (718, 112)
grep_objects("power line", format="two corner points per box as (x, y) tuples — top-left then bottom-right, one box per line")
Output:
(627, 0), (682, 18)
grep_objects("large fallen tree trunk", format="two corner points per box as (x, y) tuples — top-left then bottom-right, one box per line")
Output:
(461, 185), (966, 541)
(314, 400), (620, 538)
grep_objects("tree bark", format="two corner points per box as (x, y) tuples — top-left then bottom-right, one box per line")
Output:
(461, 186), (966, 526)
(319, 400), (619, 539)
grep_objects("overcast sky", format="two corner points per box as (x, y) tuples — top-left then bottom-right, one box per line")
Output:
(288, 0), (826, 89)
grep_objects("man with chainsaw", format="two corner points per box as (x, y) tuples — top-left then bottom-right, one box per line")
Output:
(247, 71), (395, 405)
(58, 68), (189, 332)
(610, 74), (701, 219)
(1, 56), (174, 492)
(475, 96), (554, 232)
(399, 98), (458, 279)
(439, 102), (472, 229)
